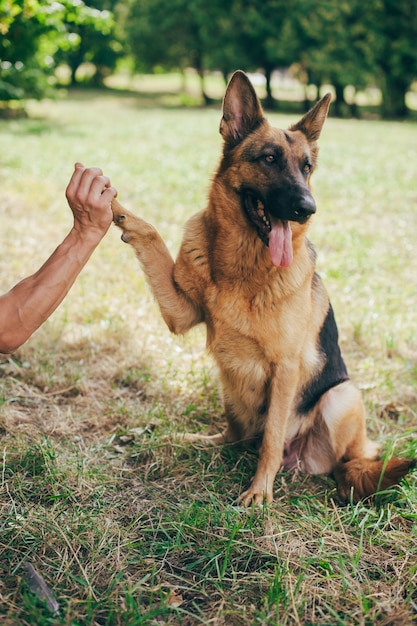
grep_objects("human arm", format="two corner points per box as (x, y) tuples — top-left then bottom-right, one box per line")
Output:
(0, 163), (117, 354)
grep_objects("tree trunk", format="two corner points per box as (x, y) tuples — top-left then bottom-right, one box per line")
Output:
(333, 82), (345, 117)
(68, 50), (84, 86)
(264, 68), (274, 109)
(198, 69), (210, 105)
(380, 76), (408, 118)
(70, 65), (78, 86)
(194, 54), (210, 105)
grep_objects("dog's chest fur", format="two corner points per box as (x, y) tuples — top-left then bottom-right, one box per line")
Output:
(173, 209), (328, 436)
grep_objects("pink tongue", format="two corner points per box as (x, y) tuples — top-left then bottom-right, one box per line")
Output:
(269, 220), (293, 267)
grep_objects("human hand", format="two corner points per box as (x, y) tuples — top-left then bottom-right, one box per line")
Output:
(65, 162), (118, 239)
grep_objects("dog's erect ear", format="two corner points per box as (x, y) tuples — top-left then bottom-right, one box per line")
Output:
(290, 93), (332, 142)
(220, 70), (265, 147)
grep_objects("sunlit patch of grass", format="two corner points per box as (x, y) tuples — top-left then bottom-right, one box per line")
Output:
(0, 85), (416, 624)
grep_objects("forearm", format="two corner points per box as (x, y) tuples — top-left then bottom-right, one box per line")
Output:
(0, 227), (105, 353)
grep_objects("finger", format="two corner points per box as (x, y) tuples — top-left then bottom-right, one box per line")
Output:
(66, 163), (86, 199)
(89, 174), (112, 198)
(100, 186), (118, 203)
(74, 168), (105, 201)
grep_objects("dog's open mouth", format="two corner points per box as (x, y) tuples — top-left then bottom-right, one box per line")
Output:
(243, 192), (293, 267)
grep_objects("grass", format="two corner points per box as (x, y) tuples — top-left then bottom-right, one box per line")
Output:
(0, 82), (417, 624)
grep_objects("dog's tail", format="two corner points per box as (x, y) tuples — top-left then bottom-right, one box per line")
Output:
(333, 457), (415, 502)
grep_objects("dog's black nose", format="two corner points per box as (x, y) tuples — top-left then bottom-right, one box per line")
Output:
(293, 195), (316, 222)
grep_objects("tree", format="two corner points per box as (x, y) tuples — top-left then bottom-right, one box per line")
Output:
(0, 0), (56, 101)
(52, 0), (121, 86)
(126, 0), (191, 73)
(290, 0), (378, 116)
(186, 0), (252, 85)
(126, 0), (212, 101)
(290, 0), (417, 118)
(229, 0), (297, 108)
(371, 0), (417, 118)
(0, 0), (122, 105)
(125, 0), (295, 106)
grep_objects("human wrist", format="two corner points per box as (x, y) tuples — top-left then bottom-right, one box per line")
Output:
(70, 222), (109, 247)
(59, 227), (104, 265)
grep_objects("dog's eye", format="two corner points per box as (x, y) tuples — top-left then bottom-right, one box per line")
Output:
(303, 162), (312, 175)
(263, 155), (276, 165)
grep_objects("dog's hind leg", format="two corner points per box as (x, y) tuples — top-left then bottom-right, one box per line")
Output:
(318, 381), (415, 501)
(319, 381), (379, 463)
(111, 199), (203, 334)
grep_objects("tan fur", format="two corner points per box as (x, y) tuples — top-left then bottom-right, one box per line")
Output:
(111, 71), (414, 505)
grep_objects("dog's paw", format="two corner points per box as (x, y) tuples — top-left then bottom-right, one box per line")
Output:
(111, 214), (132, 243)
(111, 199), (134, 232)
(113, 213), (126, 225)
(238, 485), (273, 507)
(110, 201), (138, 243)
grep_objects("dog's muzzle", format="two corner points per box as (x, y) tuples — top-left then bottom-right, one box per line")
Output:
(289, 194), (316, 224)
(242, 190), (315, 246)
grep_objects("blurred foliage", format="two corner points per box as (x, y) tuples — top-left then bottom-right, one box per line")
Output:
(0, 0), (416, 117)
(0, 0), (121, 100)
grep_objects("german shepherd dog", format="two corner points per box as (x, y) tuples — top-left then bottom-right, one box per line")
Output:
(111, 70), (414, 505)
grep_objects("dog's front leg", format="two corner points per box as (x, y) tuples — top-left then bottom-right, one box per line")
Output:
(239, 373), (293, 506)
(111, 198), (203, 335)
